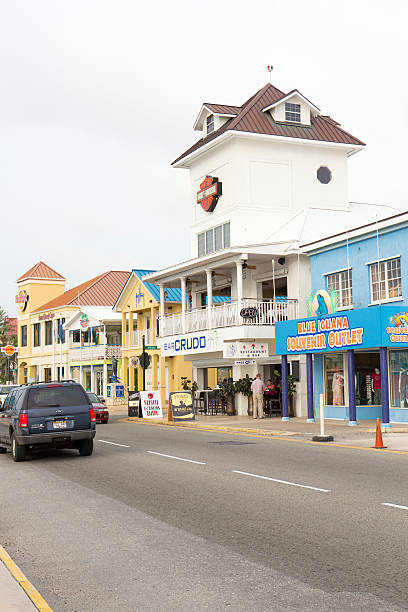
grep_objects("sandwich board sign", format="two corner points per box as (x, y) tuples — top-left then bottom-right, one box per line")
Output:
(139, 391), (163, 418)
(169, 391), (195, 422)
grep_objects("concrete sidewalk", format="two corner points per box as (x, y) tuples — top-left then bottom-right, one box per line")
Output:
(0, 559), (37, 611)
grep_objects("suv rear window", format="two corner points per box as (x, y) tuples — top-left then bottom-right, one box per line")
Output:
(28, 386), (90, 409)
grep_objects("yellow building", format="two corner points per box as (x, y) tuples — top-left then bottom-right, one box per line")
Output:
(114, 269), (193, 407)
(16, 261), (129, 388)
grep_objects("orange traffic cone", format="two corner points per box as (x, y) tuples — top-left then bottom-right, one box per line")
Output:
(372, 418), (387, 449)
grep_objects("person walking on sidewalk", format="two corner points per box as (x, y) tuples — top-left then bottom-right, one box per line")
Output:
(251, 373), (265, 419)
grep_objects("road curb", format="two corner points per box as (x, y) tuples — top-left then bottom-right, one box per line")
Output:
(121, 417), (285, 436)
(0, 545), (53, 611)
(120, 417), (408, 454)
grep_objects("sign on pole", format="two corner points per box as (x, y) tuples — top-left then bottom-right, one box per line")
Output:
(1, 345), (18, 357)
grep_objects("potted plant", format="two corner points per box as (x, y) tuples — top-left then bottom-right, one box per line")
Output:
(234, 375), (253, 416)
(273, 369), (297, 417)
(219, 379), (235, 415)
(180, 377), (198, 393)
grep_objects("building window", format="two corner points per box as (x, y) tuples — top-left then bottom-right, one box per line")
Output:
(57, 318), (65, 344)
(198, 233), (205, 257)
(44, 367), (52, 383)
(21, 325), (27, 347)
(324, 354), (345, 406)
(206, 114), (214, 135)
(317, 166), (332, 184)
(198, 222), (230, 257)
(45, 320), (53, 345)
(389, 350), (408, 408)
(370, 257), (402, 303)
(285, 102), (301, 123)
(33, 323), (41, 347)
(326, 269), (352, 308)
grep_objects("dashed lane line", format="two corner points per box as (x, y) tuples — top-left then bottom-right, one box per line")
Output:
(233, 470), (330, 493)
(382, 502), (408, 511)
(98, 439), (130, 448)
(147, 451), (206, 465)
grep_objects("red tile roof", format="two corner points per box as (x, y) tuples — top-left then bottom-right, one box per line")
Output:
(32, 271), (130, 313)
(5, 317), (17, 337)
(173, 83), (365, 165)
(17, 261), (65, 282)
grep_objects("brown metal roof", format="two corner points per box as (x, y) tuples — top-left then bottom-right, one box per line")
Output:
(204, 103), (242, 115)
(17, 261), (66, 282)
(32, 271), (130, 313)
(173, 83), (365, 165)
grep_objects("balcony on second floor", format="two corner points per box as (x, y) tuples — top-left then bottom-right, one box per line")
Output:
(124, 328), (152, 348)
(68, 343), (122, 363)
(159, 298), (298, 337)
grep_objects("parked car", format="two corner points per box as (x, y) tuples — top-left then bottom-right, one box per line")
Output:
(0, 382), (96, 461)
(87, 393), (109, 424)
(0, 385), (19, 408)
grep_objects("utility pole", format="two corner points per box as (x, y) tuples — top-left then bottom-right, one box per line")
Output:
(142, 335), (146, 392)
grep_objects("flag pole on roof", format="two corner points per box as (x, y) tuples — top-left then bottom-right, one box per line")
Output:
(267, 65), (274, 83)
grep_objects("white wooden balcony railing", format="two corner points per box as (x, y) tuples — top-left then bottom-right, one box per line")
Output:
(159, 298), (298, 337)
(124, 329), (152, 347)
(68, 344), (122, 362)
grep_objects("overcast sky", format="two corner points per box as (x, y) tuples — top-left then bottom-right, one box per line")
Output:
(1, 0), (407, 314)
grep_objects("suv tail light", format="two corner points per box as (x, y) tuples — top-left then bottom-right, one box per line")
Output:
(90, 408), (96, 423)
(18, 413), (28, 428)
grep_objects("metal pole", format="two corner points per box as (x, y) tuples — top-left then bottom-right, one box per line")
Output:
(348, 350), (357, 425)
(306, 353), (315, 422)
(281, 354), (289, 421)
(320, 393), (324, 436)
(142, 334), (146, 392)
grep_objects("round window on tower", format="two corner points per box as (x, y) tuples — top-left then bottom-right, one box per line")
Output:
(317, 166), (332, 184)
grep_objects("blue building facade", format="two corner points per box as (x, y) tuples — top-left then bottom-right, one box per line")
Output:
(275, 212), (408, 424)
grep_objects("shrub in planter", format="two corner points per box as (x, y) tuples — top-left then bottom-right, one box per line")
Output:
(234, 375), (254, 416)
(219, 379), (235, 415)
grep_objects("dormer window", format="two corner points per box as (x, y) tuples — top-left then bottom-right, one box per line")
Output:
(285, 102), (301, 123)
(206, 114), (214, 135)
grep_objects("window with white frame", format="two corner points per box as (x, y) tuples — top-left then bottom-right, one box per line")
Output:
(206, 114), (214, 135)
(285, 102), (301, 123)
(370, 257), (402, 303)
(326, 269), (353, 308)
(198, 222), (230, 257)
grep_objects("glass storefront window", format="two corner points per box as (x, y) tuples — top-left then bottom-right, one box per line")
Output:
(389, 350), (408, 408)
(324, 354), (345, 405)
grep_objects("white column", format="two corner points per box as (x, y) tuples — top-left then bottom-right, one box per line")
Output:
(103, 363), (108, 398)
(159, 285), (165, 337)
(90, 364), (95, 392)
(181, 277), (186, 333)
(236, 260), (243, 313)
(206, 270), (213, 329)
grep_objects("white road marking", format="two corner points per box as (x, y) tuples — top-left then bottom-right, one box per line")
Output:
(98, 439), (130, 448)
(382, 502), (408, 511)
(232, 470), (330, 493)
(147, 451), (206, 465)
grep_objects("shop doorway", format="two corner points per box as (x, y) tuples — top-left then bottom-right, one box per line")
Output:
(355, 352), (381, 405)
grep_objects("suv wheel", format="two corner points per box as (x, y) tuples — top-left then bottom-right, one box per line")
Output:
(78, 439), (93, 456)
(11, 434), (26, 462)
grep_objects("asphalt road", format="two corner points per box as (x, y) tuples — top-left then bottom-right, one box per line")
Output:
(1, 417), (408, 612)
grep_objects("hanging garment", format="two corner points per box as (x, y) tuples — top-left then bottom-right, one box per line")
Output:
(332, 373), (344, 406)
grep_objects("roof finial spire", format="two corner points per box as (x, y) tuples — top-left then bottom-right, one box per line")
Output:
(267, 65), (273, 83)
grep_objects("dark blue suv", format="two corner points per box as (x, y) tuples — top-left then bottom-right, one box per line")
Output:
(0, 382), (96, 461)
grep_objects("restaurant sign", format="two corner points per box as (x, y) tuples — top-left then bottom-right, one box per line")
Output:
(159, 329), (223, 356)
(140, 391), (163, 418)
(15, 290), (29, 313)
(224, 342), (269, 359)
(196, 176), (222, 212)
(170, 391), (195, 422)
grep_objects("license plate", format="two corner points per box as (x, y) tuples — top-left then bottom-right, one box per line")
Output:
(53, 420), (67, 429)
